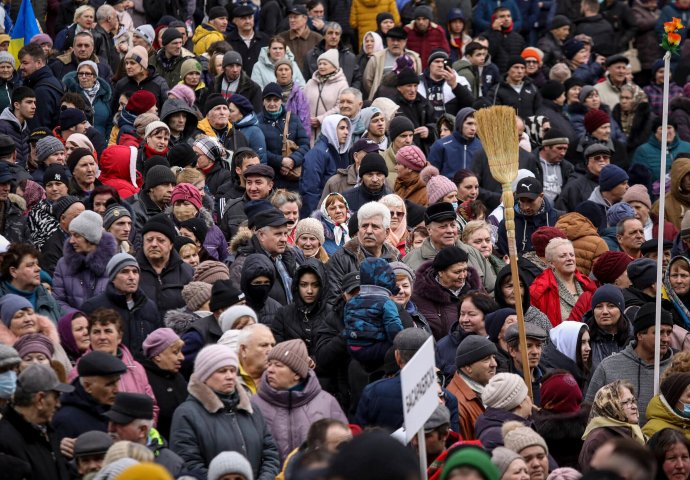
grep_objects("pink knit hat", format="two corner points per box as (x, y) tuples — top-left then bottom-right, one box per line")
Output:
(194, 344), (238, 382)
(622, 183), (651, 209)
(142, 328), (180, 358)
(421, 165), (457, 204)
(169, 84), (196, 109)
(171, 183), (202, 211)
(395, 145), (427, 172)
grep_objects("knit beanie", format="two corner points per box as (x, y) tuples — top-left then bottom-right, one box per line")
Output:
(485, 308), (516, 343)
(69, 210), (103, 244)
(0, 344), (20, 370)
(181, 282), (212, 311)
(660, 373), (690, 409)
(161, 27), (182, 46)
(133, 24), (155, 46)
(622, 184), (652, 209)
(583, 109), (610, 134)
(144, 121), (170, 139)
(228, 93), (254, 116)
(390, 261), (415, 283)
(491, 447), (523, 478)
(396, 67), (420, 86)
(167, 143), (196, 168)
(456, 335), (498, 370)
(422, 165), (458, 204)
(36, 135), (65, 163)
(598, 164), (629, 192)
(502, 421), (549, 455)
(592, 251), (633, 284)
(209, 280), (245, 312)
(103, 205), (132, 231)
(179, 217), (208, 244)
(193, 260), (230, 284)
(531, 226), (567, 257)
(294, 218), (325, 245)
(540, 80), (565, 101)
(540, 371), (583, 414)
(208, 451), (254, 480)
(141, 214), (176, 242)
(267, 339), (310, 379)
(171, 183), (202, 211)
(441, 447), (499, 480)
(223, 51), (243, 67)
(633, 302), (673, 334)
(395, 145), (426, 172)
(106, 253), (138, 282)
(116, 462), (174, 480)
(0, 51), (15, 69)
(52, 195), (81, 220)
(66, 147), (93, 173)
(433, 246), (468, 272)
(521, 47), (543, 62)
(606, 202), (635, 227)
(144, 165), (176, 191)
(204, 93), (228, 116)
(194, 344), (238, 383)
(142, 328), (180, 359)
(125, 45), (149, 69)
(482, 373), (528, 410)
(219, 305), (258, 332)
(13, 333), (54, 359)
(0, 294), (33, 326)
(126, 90), (157, 115)
(388, 116), (415, 140)
(358, 153), (388, 177)
(317, 48), (340, 70)
(77, 60), (98, 78)
(627, 258), (657, 290)
(180, 58), (202, 79)
(563, 38), (585, 60)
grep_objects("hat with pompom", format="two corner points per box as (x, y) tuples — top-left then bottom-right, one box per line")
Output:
(421, 165), (457, 204)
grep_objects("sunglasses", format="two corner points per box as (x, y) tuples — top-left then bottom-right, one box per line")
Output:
(390, 211), (405, 218)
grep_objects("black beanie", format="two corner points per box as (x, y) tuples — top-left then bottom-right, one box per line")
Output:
(204, 93), (227, 116)
(210, 279), (245, 311)
(167, 143), (197, 168)
(433, 246), (468, 272)
(633, 302), (673, 335)
(141, 214), (177, 243)
(179, 217), (208, 244)
(66, 148), (94, 173)
(541, 80), (565, 101)
(660, 373), (690, 408)
(389, 116), (415, 141)
(358, 153), (388, 177)
(396, 67), (420, 87)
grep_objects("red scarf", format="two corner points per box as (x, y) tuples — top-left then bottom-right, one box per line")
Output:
(144, 144), (168, 159)
(490, 13), (514, 33)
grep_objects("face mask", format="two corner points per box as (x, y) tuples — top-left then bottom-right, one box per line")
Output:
(683, 403), (690, 417)
(451, 202), (458, 211)
(246, 284), (271, 306)
(0, 370), (17, 399)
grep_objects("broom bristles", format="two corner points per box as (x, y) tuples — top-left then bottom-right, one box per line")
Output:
(475, 106), (520, 185)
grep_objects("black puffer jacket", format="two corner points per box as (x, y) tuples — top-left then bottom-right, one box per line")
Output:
(136, 249), (194, 316)
(0, 199), (29, 244)
(112, 66), (170, 111)
(160, 98), (199, 146)
(272, 259), (329, 354)
(488, 77), (541, 119)
(0, 108), (29, 168)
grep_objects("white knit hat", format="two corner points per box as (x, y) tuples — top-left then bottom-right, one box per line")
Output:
(481, 373), (528, 411)
(502, 421), (549, 455)
(208, 451), (254, 480)
(68, 210), (103, 244)
(219, 305), (258, 332)
(318, 48), (340, 69)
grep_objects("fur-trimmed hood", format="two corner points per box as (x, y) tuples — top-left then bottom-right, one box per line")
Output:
(164, 308), (201, 335)
(229, 227), (253, 254)
(61, 232), (117, 276)
(0, 314), (60, 346)
(187, 373), (253, 414)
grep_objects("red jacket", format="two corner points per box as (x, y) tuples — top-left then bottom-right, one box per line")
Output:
(530, 269), (598, 327)
(98, 145), (141, 199)
(403, 22), (450, 66)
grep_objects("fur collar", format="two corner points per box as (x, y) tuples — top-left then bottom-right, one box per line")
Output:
(342, 237), (399, 263)
(61, 232), (117, 276)
(164, 308), (201, 335)
(0, 314), (60, 346)
(187, 374), (253, 414)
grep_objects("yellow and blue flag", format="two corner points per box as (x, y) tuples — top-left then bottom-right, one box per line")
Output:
(9, 0), (41, 62)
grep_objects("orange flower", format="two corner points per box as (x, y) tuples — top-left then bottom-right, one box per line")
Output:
(668, 31), (682, 45)
(665, 21), (677, 33)
(672, 17), (685, 30)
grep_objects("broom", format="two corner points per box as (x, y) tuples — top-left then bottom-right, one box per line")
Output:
(475, 106), (533, 400)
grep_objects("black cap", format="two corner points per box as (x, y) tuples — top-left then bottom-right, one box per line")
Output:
(210, 279), (245, 311)
(386, 26), (407, 39)
(432, 246), (468, 271)
(104, 393), (154, 424)
(424, 202), (456, 225)
(208, 6), (228, 19)
(606, 54), (629, 68)
(514, 177), (543, 200)
(73, 431), (114, 457)
(0, 134), (15, 156)
(287, 4), (308, 15)
(350, 138), (379, 155)
(341, 272), (361, 294)
(244, 164), (275, 179)
(77, 351), (127, 377)
(641, 239), (673, 256)
(29, 127), (50, 143)
(232, 4), (254, 17)
(262, 82), (283, 99)
(253, 209), (289, 229)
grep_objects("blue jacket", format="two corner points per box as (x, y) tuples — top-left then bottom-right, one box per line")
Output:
(300, 134), (348, 217)
(428, 107), (484, 178)
(22, 65), (64, 131)
(63, 71), (113, 138)
(257, 108), (310, 188)
(354, 374), (404, 430)
(473, 0), (523, 33)
(496, 197), (563, 256)
(236, 112), (268, 164)
(632, 133), (690, 179)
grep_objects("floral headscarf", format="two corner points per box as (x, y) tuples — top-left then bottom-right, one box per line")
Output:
(320, 193), (350, 246)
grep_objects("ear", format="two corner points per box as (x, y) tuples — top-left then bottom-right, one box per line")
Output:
(8, 265), (16, 279)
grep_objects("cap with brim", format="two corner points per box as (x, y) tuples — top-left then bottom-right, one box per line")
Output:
(244, 164), (275, 179)
(424, 202), (456, 224)
(233, 4), (254, 17)
(341, 272), (361, 294)
(77, 351), (127, 377)
(18, 364), (74, 394)
(287, 4), (308, 15)
(584, 143), (612, 158)
(253, 210), (289, 229)
(386, 26), (407, 39)
(504, 323), (548, 343)
(351, 138), (380, 154)
(29, 127), (50, 143)
(606, 54), (629, 68)
(424, 405), (451, 432)
(104, 392), (154, 424)
(73, 431), (113, 457)
(514, 177), (543, 200)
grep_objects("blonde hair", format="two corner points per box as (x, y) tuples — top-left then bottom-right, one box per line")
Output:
(103, 441), (154, 465)
(74, 5), (95, 22)
(176, 167), (204, 185)
(544, 238), (573, 263)
(380, 194), (405, 211)
(178, 243), (199, 257)
(461, 220), (491, 243)
(663, 351), (690, 381)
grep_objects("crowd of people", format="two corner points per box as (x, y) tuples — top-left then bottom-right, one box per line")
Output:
(0, 0), (688, 479)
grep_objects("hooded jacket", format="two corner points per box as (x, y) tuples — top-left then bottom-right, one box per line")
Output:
(0, 107), (29, 167)
(632, 132), (690, 179)
(272, 259), (329, 354)
(428, 107), (483, 178)
(53, 232), (118, 311)
(251, 46), (306, 89)
(300, 115), (353, 216)
(98, 145), (141, 199)
(252, 370), (348, 461)
(541, 321), (590, 392)
(642, 394), (690, 440)
(585, 342), (673, 425)
(112, 66), (170, 111)
(653, 157), (690, 229)
(160, 98), (199, 146)
(192, 23), (225, 56)
(496, 197), (563, 256)
(555, 212), (609, 276)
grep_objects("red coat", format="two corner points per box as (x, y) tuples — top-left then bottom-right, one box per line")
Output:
(403, 22), (450, 66)
(98, 145), (141, 199)
(529, 268), (598, 327)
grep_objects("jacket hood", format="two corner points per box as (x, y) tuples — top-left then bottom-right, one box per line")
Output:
(455, 107), (475, 133)
(256, 369), (323, 407)
(292, 258), (328, 307)
(320, 114), (352, 154)
(671, 157), (690, 201)
(164, 307), (201, 334)
(555, 212), (598, 239)
(494, 262), (531, 313)
(236, 112), (259, 128)
(645, 394), (690, 431)
(549, 320), (586, 361)
(258, 45), (297, 66)
(240, 252), (275, 291)
(0, 107), (21, 129)
(160, 98), (198, 124)
(99, 145), (138, 185)
(360, 257), (398, 293)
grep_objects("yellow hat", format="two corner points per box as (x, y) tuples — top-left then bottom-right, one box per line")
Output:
(115, 462), (173, 480)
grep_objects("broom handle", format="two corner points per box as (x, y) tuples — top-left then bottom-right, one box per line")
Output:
(502, 183), (534, 400)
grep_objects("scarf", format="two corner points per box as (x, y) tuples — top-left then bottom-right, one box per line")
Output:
(81, 80), (100, 105)
(215, 389), (240, 412)
(144, 143), (168, 159)
(663, 257), (690, 330)
(320, 193), (350, 246)
(581, 416), (645, 444)
(264, 106), (283, 121)
(281, 82), (293, 103)
(387, 214), (408, 249)
(317, 69), (338, 83)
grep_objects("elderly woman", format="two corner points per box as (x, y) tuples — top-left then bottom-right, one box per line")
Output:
(0, 243), (63, 323)
(304, 51), (349, 137)
(612, 84), (654, 156)
(67, 148), (100, 198)
(582, 285), (633, 370)
(314, 193), (350, 255)
(228, 94), (268, 164)
(141, 328), (188, 441)
(463, 220), (505, 277)
(648, 428), (690, 480)
(644, 373), (690, 440)
(541, 321), (592, 393)
(53, 210), (117, 311)
(271, 189), (301, 244)
(579, 380), (645, 469)
(390, 262), (430, 332)
(256, 83), (310, 190)
(57, 311), (90, 365)
(393, 145), (428, 207)
(251, 339), (347, 461)
(251, 37), (306, 89)
(13, 333), (55, 369)
(0, 52), (18, 112)
(380, 194), (409, 256)
(170, 344), (281, 477)
(412, 246), (483, 340)
(356, 31), (383, 76)
(63, 61), (113, 137)
(530, 238), (598, 327)
(273, 59), (311, 136)
(294, 218), (329, 262)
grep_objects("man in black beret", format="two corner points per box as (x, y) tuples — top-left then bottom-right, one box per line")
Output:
(52, 351), (127, 443)
(342, 153), (393, 213)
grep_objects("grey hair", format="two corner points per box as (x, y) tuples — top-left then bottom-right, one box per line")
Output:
(237, 324), (272, 353)
(544, 237), (573, 262)
(357, 201), (391, 229)
(324, 21), (342, 33)
(616, 217), (639, 236)
(340, 87), (363, 102)
(271, 189), (303, 209)
(74, 31), (94, 44)
(96, 4), (116, 22)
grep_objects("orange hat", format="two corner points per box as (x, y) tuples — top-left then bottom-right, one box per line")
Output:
(521, 47), (543, 63)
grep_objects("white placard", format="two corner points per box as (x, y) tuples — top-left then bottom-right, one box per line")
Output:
(400, 336), (438, 444)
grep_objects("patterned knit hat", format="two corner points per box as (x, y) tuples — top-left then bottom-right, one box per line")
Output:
(421, 165), (456, 204)
(482, 373), (528, 411)
(395, 145), (426, 172)
(502, 421), (549, 455)
(192, 260), (230, 284)
(491, 447), (523, 477)
(267, 339), (311, 379)
(181, 281), (212, 311)
(583, 109), (610, 134)
(294, 218), (325, 245)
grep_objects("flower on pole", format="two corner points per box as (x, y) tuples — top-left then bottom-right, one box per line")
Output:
(662, 17), (685, 55)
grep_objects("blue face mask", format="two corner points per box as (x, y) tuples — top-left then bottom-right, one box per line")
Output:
(451, 202), (458, 211)
(0, 370), (16, 399)
(683, 403), (690, 417)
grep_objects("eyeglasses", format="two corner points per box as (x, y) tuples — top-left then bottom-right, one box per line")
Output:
(525, 59), (539, 64)
(77, 72), (94, 77)
(621, 397), (637, 408)
(390, 211), (405, 218)
(590, 154), (610, 162)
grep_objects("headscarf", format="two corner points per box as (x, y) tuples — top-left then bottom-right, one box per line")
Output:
(380, 194), (408, 248)
(524, 115), (549, 150)
(320, 192), (350, 246)
(583, 380), (645, 444)
(66, 133), (96, 157)
(57, 310), (86, 359)
(361, 31), (383, 56)
(664, 256), (690, 330)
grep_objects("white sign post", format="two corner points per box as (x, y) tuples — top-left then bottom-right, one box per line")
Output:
(400, 336), (438, 480)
